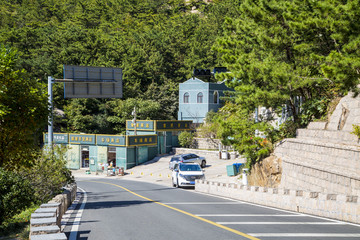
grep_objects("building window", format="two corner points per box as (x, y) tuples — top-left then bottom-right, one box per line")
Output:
(197, 92), (203, 103)
(214, 91), (219, 104)
(184, 92), (189, 103)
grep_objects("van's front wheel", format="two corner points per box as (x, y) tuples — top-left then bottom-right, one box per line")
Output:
(201, 160), (206, 168)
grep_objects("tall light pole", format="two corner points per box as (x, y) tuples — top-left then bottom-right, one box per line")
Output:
(132, 106), (137, 135)
(48, 76), (54, 149)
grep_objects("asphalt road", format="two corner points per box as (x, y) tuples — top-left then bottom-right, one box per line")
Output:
(63, 178), (360, 240)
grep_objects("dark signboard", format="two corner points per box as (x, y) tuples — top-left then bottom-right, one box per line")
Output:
(126, 120), (155, 131)
(96, 135), (126, 146)
(63, 65), (123, 98)
(155, 120), (192, 131)
(44, 133), (69, 144)
(69, 134), (96, 145)
(127, 135), (157, 146)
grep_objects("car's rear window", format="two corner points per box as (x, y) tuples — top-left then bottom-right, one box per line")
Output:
(180, 164), (201, 171)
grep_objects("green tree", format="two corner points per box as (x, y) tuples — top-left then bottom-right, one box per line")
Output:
(178, 131), (194, 148)
(214, 0), (360, 122)
(0, 45), (48, 169)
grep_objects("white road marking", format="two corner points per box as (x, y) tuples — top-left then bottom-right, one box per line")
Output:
(192, 191), (360, 227)
(196, 214), (304, 217)
(217, 222), (346, 225)
(248, 233), (360, 237)
(69, 187), (87, 240)
(61, 192), (82, 231)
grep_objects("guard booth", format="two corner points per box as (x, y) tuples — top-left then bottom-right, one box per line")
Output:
(126, 120), (192, 154)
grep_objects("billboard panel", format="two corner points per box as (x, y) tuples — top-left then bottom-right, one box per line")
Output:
(63, 65), (122, 98)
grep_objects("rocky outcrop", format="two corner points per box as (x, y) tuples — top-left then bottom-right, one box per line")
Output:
(248, 155), (282, 188)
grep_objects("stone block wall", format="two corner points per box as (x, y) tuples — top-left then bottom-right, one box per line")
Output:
(273, 91), (360, 197)
(193, 138), (221, 150)
(275, 138), (360, 196)
(196, 180), (360, 224)
(30, 184), (77, 239)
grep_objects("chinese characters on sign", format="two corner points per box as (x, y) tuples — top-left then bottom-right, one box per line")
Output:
(96, 135), (126, 146)
(69, 134), (96, 144)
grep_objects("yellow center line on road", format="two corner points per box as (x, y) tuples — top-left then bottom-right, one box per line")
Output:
(87, 181), (260, 240)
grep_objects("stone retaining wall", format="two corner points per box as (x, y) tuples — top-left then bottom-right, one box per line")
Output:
(30, 183), (77, 239)
(273, 91), (360, 197)
(193, 138), (221, 150)
(275, 138), (360, 196)
(196, 180), (360, 224)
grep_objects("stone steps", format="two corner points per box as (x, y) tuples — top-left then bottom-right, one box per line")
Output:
(31, 213), (56, 219)
(30, 217), (57, 228)
(34, 207), (58, 214)
(30, 233), (67, 240)
(296, 128), (359, 145)
(30, 225), (60, 235)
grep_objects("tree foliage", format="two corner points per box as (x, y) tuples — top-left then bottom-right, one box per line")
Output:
(0, 168), (34, 225)
(0, 45), (48, 169)
(22, 145), (74, 203)
(209, 0), (360, 165)
(178, 131), (194, 148)
(0, 0), (240, 134)
(215, 0), (360, 122)
(2, 0), (360, 168)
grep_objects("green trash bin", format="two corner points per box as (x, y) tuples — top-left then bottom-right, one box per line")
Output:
(226, 164), (237, 176)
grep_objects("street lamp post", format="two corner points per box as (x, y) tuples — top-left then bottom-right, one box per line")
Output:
(48, 76), (54, 149)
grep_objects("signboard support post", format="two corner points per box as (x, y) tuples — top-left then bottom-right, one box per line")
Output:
(48, 76), (54, 149)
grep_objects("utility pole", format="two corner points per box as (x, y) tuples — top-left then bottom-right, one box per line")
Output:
(48, 76), (54, 149)
(132, 106), (137, 135)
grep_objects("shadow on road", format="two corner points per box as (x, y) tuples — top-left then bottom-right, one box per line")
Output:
(77, 230), (91, 240)
(84, 200), (155, 210)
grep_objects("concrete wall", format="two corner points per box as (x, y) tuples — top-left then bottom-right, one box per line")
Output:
(196, 180), (360, 224)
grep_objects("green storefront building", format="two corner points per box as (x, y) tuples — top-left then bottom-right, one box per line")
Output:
(44, 120), (192, 172)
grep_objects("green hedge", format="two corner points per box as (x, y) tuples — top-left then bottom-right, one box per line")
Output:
(0, 169), (34, 225)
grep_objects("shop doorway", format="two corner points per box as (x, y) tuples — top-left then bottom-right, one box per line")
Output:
(108, 147), (116, 167)
(81, 146), (90, 168)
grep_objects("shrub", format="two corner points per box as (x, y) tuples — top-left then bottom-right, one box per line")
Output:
(351, 124), (360, 139)
(0, 169), (34, 225)
(178, 131), (194, 148)
(240, 136), (273, 169)
(23, 145), (74, 203)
